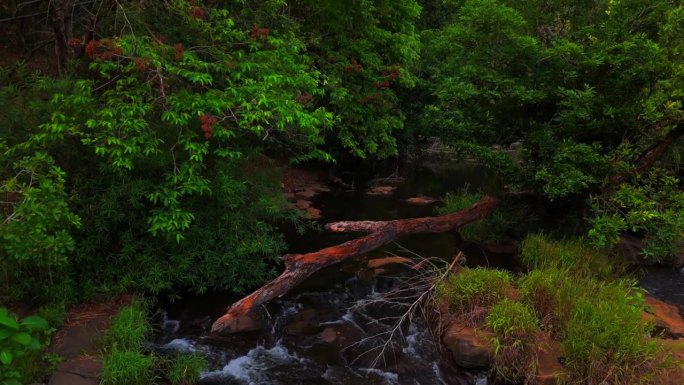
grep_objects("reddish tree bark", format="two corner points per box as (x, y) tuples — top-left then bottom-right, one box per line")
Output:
(211, 195), (499, 333)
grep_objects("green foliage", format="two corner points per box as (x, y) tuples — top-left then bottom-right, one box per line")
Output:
(100, 347), (156, 385)
(420, 0), (684, 254)
(520, 234), (616, 279)
(105, 300), (150, 351)
(0, 309), (48, 385)
(589, 169), (684, 261)
(436, 189), (513, 242)
(166, 354), (207, 385)
(437, 267), (513, 314)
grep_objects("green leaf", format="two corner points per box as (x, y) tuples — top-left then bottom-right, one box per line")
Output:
(20, 315), (48, 330)
(2, 380), (22, 385)
(0, 350), (12, 365)
(11, 332), (31, 346)
(0, 314), (19, 330)
(0, 328), (12, 340)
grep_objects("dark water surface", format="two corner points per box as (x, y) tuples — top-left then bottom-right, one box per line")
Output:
(152, 162), (510, 385)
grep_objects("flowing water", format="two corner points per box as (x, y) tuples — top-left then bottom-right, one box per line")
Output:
(151, 162), (511, 385)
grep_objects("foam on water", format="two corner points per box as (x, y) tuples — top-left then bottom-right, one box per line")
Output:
(162, 338), (196, 353)
(200, 342), (305, 383)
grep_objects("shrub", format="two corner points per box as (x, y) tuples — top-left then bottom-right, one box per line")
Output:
(0, 309), (48, 385)
(485, 299), (540, 384)
(167, 354), (207, 385)
(520, 234), (616, 279)
(100, 347), (156, 385)
(437, 267), (514, 319)
(105, 300), (150, 351)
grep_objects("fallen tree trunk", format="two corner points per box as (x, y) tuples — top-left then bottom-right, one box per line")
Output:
(211, 195), (499, 333)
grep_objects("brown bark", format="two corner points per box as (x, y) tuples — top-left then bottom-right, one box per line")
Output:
(611, 125), (684, 186)
(211, 195), (499, 333)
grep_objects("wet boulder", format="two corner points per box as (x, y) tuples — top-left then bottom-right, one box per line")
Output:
(442, 322), (494, 369)
(643, 295), (684, 337)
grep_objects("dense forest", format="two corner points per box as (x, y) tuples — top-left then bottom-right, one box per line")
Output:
(1, 1), (683, 384)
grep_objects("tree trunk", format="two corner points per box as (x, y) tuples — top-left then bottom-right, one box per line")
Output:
(211, 195), (499, 333)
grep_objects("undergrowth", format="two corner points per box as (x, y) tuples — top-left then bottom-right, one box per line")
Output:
(436, 236), (674, 384)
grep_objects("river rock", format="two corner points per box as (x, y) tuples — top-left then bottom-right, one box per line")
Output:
(405, 196), (437, 205)
(643, 295), (684, 337)
(443, 323), (494, 369)
(366, 185), (396, 196)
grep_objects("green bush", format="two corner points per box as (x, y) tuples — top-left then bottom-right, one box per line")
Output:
(167, 354), (207, 385)
(520, 234), (616, 279)
(105, 300), (150, 351)
(100, 347), (156, 385)
(0, 308), (48, 385)
(437, 267), (514, 314)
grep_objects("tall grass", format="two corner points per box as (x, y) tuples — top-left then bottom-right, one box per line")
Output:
(437, 267), (514, 315)
(101, 347), (156, 385)
(105, 299), (150, 350)
(101, 298), (156, 385)
(520, 234), (616, 278)
(167, 354), (207, 385)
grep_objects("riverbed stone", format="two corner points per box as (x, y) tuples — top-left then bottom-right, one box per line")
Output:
(366, 185), (396, 196)
(643, 295), (684, 337)
(405, 196), (437, 205)
(443, 323), (494, 369)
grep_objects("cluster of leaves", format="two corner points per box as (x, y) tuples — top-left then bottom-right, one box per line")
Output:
(0, 309), (48, 385)
(0, 0), (422, 304)
(420, 0), (684, 260)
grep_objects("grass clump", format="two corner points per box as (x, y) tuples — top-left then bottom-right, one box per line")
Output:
(100, 298), (156, 385)
(563, 282), (660, 384)
(106, 299), (151, 350)
(518, 268), (583, 338)
(520, 234), (616, 279)
(101, 347), (156, 385)
(167, 354), (207, 385)
(437, 267), (514, 321)
(485, 299), (540, 384)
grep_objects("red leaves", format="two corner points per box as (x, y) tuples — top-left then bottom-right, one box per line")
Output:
(174, 43), (184, 60)
(84, 39), (121, 60)
(191, 6), (205, 19)
(251, 26), (270, 41)
(344, 59), (363, 73)
(199, 114), (217, 139)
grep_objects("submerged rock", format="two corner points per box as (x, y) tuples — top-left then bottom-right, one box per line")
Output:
(405, 196), (437, 205)
(366, 185), (397, 196)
